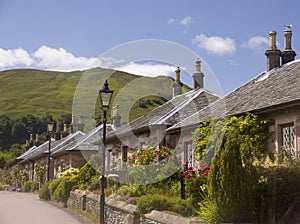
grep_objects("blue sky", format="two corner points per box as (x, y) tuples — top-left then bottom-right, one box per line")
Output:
(0, 0), (299, 94)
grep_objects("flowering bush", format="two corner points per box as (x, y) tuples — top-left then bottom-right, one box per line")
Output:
(128, 146), (174, 165)
(182, 164), (210, 180)
(182, 164), (210, 208)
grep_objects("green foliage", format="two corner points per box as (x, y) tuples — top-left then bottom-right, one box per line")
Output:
(48, 178), (62, 196)
(117, 185), (146, 197)
(256, 162), (300, 223)
(185, 175), (207, 208)
(35, 162), (47, 186)
(77, 162), (97, 186)
(193, 118), (226, 164)
(30, 181), (39, 192)
(194, 114), (269, 223)
(39, 180), (52, 201)
(198, 196), (220, 224)
(23, 180), (38, 192)
(54, 176), (78, 206)
(136, 194), (194, 216)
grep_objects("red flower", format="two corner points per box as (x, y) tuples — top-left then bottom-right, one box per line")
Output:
(203, 172), (209, 177)
(185, 174), (191, 179)
(188, 166), (193, 171)
(204, 166), (210, 170)
(182, 163), (187, 167)
(183, 171), (189, 176)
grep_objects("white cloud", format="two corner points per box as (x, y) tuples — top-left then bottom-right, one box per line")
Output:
(167, 16), (194, 27)
(242, 36), (269, 52)
(168, 18), (176, 24)
(0, 46), (100, 71)
(116, 62), (177, 77)
(0, 48), (35, 67)
(33, 45), (97, 71)
(180, 16), (194, 26)
(193, 34), (236, 56)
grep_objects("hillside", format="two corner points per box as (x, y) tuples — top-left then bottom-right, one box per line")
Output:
(0, 67), (191, 123)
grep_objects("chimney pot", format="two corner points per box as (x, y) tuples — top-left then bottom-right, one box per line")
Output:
(193, 58), (205, 89)
(173, 66), (182, 97)
(265, 31), (281, 71)
(112, 105), (121, 129)
(269, 31), (278, 50)
(281, 29), (296, 65)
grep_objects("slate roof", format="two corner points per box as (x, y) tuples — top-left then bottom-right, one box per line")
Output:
(49, 131), (85, 156)
(168, 59), (300, 131)
(16, 146), (37, 160)
(19, 138), (55, 162)
(51, 124), (113, 156)
(18, 131), (85, 162)
(106, 88), (219, 140)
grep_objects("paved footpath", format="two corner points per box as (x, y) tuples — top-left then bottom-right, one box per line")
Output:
(0, 191), (91, 224)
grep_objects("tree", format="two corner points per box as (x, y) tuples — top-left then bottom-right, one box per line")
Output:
(195, 114), (269, 223)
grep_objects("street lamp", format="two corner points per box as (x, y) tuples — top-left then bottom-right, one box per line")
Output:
(99, 80), (113, 224)
(47, 122), (54, 182)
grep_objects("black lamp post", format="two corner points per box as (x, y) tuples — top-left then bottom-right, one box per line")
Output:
(47, 122), (54, 182)
(99, 80), (113, 224)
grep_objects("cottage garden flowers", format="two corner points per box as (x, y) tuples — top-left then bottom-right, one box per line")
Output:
(182, 163), (210, 180)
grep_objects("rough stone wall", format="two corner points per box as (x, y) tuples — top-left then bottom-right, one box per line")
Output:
(68, 190), (203, 224)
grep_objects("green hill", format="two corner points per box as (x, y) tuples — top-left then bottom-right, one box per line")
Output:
(0, 67), (191, 123)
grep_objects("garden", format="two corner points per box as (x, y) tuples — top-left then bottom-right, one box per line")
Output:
(4, 114), (300, 223)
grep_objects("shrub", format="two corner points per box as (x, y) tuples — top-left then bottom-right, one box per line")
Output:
(39, 180), (52, 201)
(30, 181), (39, 192)
(117, 185), (146, 197)
(136, 194), (194, 216)
(23, 180), (32, 192)
(198, 196), (220, 224)
(48, 178), (62, 198)
(54, 176), (78, 206)
(256, 163), (300, 223)
(23, 180), (39, 192)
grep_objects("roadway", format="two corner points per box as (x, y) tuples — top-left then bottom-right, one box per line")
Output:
(0, 191), (91, 224)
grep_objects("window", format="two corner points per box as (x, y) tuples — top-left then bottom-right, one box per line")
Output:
(281, 123), (295, 155)
(184, 141), (193, 168)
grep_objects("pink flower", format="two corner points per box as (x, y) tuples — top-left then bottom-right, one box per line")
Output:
(183, 171), (189, 176)
(204, 166), (210, 170)
(188, 166), (193, 171)
(185, 174), (191, 179)
(203, 172), (209, 177)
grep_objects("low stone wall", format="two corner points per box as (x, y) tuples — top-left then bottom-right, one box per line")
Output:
(68, 190), (204, 224)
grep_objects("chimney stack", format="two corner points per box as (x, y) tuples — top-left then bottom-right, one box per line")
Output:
(265, 31), (281, 71)
(29, 134), (34, 147)
(173, 67), (183, 97)
(78, 116), (85, 132)
(192, 58), (205, 89)
(71, 114), (76, 133)
(55, 122), (61, 140)
(62, 124), (68, 138)
(281, 29), (296, 65)
(112, 105), (121, 129)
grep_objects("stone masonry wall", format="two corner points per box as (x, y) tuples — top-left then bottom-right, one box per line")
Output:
(68, 190), (203, 224)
